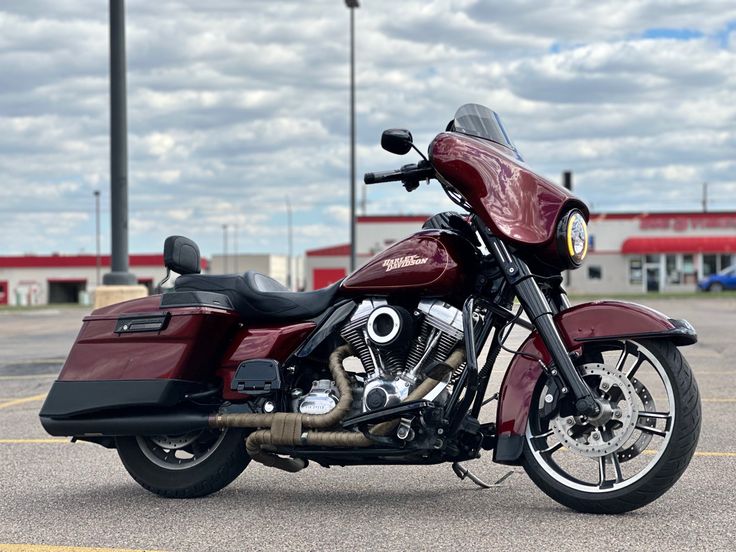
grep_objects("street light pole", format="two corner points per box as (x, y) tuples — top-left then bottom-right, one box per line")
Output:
(233, 223), (239, 273)
(702, 182), (708, 213)
(346, 0), (359, 272)
(103, 0), (136, 285)
(286, 196), (293, 290)
(222, 224), (229, 274)
(94, 190), (101, 286)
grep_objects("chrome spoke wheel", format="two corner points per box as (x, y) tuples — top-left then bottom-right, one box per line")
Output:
(526, 340), (676, 493)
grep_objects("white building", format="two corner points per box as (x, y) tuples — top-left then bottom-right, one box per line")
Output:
(570, 212), (736, 294)
(0, 254), (172, 306)
(0, 251), (305, 306)
(5, 211), (732, 305)
(305, 212), (736, 293)
(209, 254), (304, 290)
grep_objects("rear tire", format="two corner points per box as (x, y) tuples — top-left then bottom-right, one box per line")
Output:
(522, 339), (700, 514)
(117, 428), (249, 498)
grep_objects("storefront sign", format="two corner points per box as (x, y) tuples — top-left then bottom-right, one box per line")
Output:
(640, 216), (736, 232)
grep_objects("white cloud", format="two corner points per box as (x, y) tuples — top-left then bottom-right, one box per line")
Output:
(0, 0), (734, 256)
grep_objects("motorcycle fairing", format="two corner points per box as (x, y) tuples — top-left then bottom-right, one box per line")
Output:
(493, 300), (697, 465)
(429, 132), (588, 246)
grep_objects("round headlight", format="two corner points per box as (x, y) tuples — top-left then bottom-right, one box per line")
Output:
(557, 210), (588, 268)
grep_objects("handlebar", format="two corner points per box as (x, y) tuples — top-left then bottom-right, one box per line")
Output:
(364, 168), (405, 185)
(364, 160), (434, 188)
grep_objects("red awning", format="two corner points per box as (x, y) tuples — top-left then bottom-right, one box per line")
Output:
(621, 236), (736, 254)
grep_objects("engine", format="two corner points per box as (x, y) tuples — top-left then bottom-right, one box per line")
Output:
(290, 298), (464, 416)
(340, 299), (464, 412)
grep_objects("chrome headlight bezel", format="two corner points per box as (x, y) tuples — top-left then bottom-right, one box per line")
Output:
(556, 210), (588, 268)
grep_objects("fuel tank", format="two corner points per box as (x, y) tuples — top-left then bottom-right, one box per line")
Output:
(341, 229), (477, 297)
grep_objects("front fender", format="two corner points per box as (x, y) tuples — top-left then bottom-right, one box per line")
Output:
(493, 300), (696, 465)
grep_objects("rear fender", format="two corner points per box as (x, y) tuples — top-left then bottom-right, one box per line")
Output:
(493, 300), (696, 465)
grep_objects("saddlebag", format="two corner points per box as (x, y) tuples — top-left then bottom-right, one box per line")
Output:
(40, 291), (240, 428)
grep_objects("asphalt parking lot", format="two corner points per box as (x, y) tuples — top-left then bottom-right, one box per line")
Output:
(1, 298), (735, 551)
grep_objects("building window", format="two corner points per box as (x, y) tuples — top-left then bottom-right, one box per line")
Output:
(588, 266), (602, 280)
(666, 254), (680, 285)
(682, 254), (696, 284)
(703, 254), (718, 277)
(629, 258), (643, 285)
(720, 254), (733, 271)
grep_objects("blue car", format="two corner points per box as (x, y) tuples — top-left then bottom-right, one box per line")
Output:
(698, 265), (736, 292)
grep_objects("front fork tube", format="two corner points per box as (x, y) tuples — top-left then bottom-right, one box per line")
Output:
(488, 238), (600, 417)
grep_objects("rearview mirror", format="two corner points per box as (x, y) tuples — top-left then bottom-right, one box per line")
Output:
(381, 129), (413, 155)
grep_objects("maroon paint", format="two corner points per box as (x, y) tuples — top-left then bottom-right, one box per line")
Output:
(59, 295), (239, 382)
(494, 300), (682, 446)
(341, 229), (476, 297)
(429, 132), (588, 246)
(495, 332), (550, 440)
(217, 322), (315, 400)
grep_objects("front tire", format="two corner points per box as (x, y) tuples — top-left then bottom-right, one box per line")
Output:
(117, 428), (250, 498)
(522, 339), (700, 514)
(709, 282), (724, 292)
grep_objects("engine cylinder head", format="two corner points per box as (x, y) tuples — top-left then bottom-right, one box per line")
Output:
(406, 300), (464, 374)
(340, 299), (388, 374)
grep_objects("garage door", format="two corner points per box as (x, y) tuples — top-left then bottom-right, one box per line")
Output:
(48, 279), (87, 304)
(313, 268), (346, 290)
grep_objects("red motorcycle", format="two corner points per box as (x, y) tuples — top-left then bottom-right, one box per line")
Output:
(40, 104), (701, 513)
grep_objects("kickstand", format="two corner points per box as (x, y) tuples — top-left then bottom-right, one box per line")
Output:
(452, 462), (515, 489)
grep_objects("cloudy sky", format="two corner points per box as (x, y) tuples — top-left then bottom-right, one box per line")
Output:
(0, 0), (734, 258)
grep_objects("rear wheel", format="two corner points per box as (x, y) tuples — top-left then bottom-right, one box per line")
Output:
(117, 427), (249, 498)
(522, 339), (700, 514)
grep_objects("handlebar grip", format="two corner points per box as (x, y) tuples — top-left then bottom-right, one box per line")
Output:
(363, 161), (434, 185)
(364, 172), (379, 184)
(364, 169), (404, 184)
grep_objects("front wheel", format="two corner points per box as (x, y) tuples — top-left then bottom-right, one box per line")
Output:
(117, 427), (250, 498)
(522, 339), (700, 514)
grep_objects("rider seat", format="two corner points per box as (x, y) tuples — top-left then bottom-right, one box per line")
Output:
(174, 271), (341, 322)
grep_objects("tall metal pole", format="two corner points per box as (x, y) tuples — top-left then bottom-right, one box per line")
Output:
(702, 182), (708, 213)
(286, 196), (293, 290)
(222, 224), (229, 274)
(346, 1), (359, 272)
(104, 0), (135, 285)
(94, 190), (101, 286)
(233, 223), (239, 273)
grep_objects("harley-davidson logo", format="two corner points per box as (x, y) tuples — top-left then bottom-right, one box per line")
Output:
(382, 255), (429, 272)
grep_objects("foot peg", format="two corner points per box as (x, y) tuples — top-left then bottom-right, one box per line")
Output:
(452, 462), (515, 489)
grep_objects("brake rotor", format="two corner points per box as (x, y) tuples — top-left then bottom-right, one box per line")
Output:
(617, 377), (656, 462)
(551, 363), (639, 458)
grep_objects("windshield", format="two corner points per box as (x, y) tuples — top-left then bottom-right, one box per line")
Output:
(452, 104), (522, 160)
